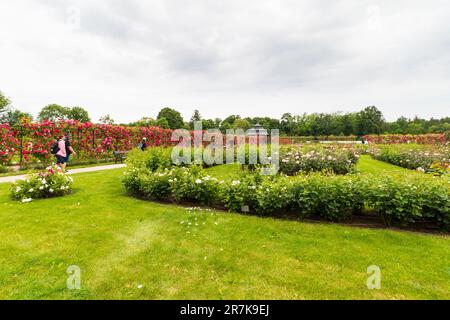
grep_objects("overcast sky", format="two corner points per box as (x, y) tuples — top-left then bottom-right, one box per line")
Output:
(0, 0), (449, 122)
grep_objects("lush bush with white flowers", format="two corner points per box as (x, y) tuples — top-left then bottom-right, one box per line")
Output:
(10, 165), (73, 202)
(123, 164), (450, 230)
(279, 145), (360, 175)
(123, 144), (449, 230)
(368, 144), (450, 175)
(123, 166), (223, 205)
(219, 171), (263, 213)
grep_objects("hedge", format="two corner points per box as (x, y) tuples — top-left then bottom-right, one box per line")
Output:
(123, 165), (450, 230)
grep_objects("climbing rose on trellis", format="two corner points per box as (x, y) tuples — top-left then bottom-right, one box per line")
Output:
(0, 120), (173, 165)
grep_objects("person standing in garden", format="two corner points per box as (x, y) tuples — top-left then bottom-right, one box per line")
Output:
(139, 137), (148, 151)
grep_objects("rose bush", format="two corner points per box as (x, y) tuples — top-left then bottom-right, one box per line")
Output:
(279, 145), (360, 175)
(123, 163), (450, 230)
(10, 165), (74, 202)
(364, 134), (447, 145)
(368, 144), (450, 175)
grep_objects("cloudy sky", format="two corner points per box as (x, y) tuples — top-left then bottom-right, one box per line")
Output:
(0, 0), (449, 122)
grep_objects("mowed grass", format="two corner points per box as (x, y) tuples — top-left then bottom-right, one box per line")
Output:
(356, 155), (417, 174)
(0, 163), (449, 300)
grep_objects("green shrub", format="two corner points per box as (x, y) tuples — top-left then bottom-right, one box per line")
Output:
(126, 147), (173, 171)
(369, 144), (449, 175)
(357, 173), (450, 228)
(169, 166), (222, 205)
(279, 145), (359, 175)
(123, 166), (222, 205)
(291, 174), (363, 221)
(10, 165), (73, 202)
(0, 165), (8, 174)
(123, 161), (450, 230)
(220, 171), (263, 213)
(254, 176), (295, 214)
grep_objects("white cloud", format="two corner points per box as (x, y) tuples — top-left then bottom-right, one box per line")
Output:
(0, 0), (449, 122)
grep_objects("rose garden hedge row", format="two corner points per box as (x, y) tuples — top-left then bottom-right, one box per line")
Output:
(123, 162), (450, 231)
(368, 144), (449, 175)
(363, 133), (448, 145)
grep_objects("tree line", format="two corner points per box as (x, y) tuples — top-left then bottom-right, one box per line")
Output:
(1, 90), (449, 136)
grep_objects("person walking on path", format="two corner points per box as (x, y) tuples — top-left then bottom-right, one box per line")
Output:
(64, 134), (76, 169)
(55, 135), (68, 171)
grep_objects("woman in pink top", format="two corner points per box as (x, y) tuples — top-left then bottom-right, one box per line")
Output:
(55, 135), (67, 170)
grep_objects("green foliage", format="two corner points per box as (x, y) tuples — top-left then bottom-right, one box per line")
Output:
(169, 166), (222, 204)
(98, 114), (115, 124)
(359, 173), (450, 229)
(189, 109), (202, 129)
(125, 147), (173, 171)
(279, 145), (360, 175)
(219, 171), (262, 212)
(10, 165), (73, 201)
(67, 106), (90, 122)
(124, 157), (450, 230)
(156, 117), (170, 129)
(0, 91), (11, 114)
(123, 166), (222, 205)
(356, 106), (384, 136)
(2, 168), (449, 299)
(254, 176), (295, 214)
(232, 119), (251, 131)
(0, 165), (8, 174)
(369, 144), (450, 175)
(157, 107), (184, 129)
(1, 109), (33, 125)
(0, 91), (32, 125)
(291, 174), (363, 221)
(38, 104), (70, 121)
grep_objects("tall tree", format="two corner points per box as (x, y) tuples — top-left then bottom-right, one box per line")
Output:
(156, 117), (170, 129)
(232, 118), (251, 131)
(38, 104), (70, 121)
(356, 106), (385, 135)
(157, 107), (184, 129)
(281, 113), (294, 135)
(189, 109), (202, 129)
(98, 114), (115, 124)
(130, 117), (156, 127)
(0, 91), (11, 116)
(68, 106), (91, 122)
(1, 109), (33, 126)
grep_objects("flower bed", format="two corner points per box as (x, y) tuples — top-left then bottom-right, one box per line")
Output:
(363, 134), (447, 145)
(368, 145), (450, 175)
(10, 165), (73, 202)
(279, 145), (360, 175)
(123, 164), (450, 231)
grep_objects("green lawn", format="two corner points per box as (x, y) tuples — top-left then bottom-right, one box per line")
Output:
(0, 159), (449, 299)
(356, 155), (417, 174)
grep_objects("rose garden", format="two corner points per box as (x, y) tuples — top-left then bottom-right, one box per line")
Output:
(0, 121), (449, 299)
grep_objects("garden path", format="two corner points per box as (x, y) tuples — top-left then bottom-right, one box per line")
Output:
(0, 164), (126, 184)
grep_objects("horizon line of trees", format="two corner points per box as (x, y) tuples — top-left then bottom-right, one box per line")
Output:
(1, 91), (449, 136)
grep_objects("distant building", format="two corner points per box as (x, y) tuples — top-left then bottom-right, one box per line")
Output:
(247, 123), (268, 145)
